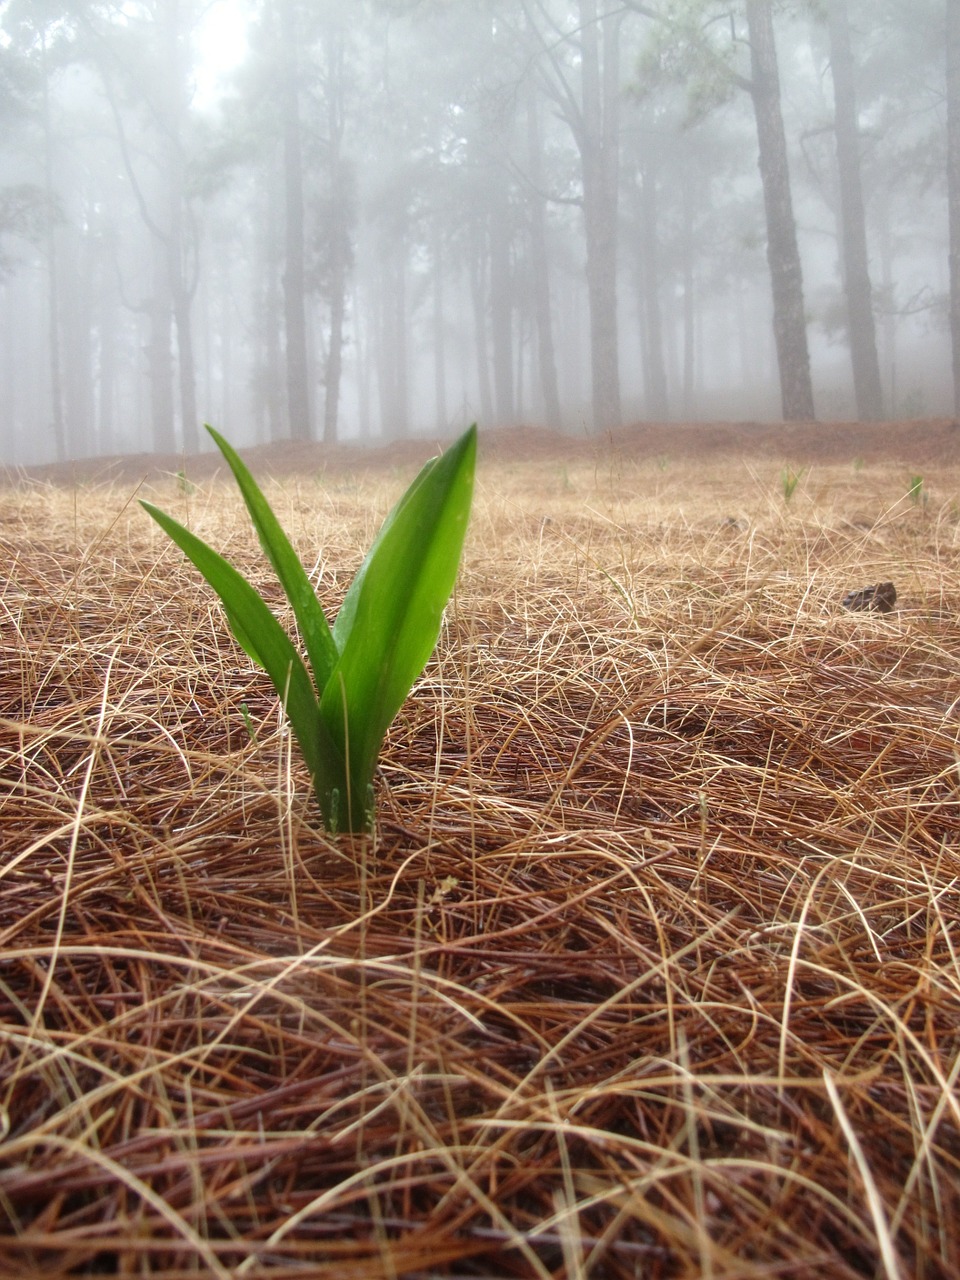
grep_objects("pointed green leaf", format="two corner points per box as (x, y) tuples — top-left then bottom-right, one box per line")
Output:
(321, 424), (477, 826)
(204, 424), (338, 693)
(140, 500), (338, 796)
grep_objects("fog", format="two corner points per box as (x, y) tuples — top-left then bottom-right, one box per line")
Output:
(0, 0), (953, 466)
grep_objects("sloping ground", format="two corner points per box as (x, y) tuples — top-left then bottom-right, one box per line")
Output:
(6, 415), (960, 487)
(1, 447), (959, 1277)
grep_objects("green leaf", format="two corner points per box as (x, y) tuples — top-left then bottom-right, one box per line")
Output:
(140, 500), (339, 798)
(321, 424), (477, 829)
(204, 425), (339, 693)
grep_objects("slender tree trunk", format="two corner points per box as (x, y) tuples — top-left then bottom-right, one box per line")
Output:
(353, 274), (371, 438)
(324, 221), (347, 445)
(469, 219), (494, 425)
(280, 0), (311, 441)
(378, 232), (409, 438)
(745, 0), (815, 420)
(827, 0), (883, 420)
(525, 89), (562, 429)
(579, 0), (622, 431)
(489, 191), (515, 423)
(171, 280), (198, 451)
(432, 215), (448, 428)
(322, 150), (350, 446)
(39, 30), (65, 462)
(60, 228), (95, 456)
(394, 243), (408, 435)
(947, 0), (960, 416)
(681, 171), (696, 417)
(639, 164), (669, 419)
(149, 238), (175, 453)
(96, 234), (119, 455)
(322, 29), (351, 445)
(160, 0), (199, 454)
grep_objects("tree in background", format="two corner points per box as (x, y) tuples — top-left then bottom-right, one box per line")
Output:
(743, 0), (815, 419)
(0, 0), (954, 462)
(524, 0), (624, 431)
(948, 0), (960, 416)
(277, 0), (311, 441)
(826, 0), (884, 420)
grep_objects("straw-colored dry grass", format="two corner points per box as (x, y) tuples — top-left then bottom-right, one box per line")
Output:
(2, 437), (959, 1278)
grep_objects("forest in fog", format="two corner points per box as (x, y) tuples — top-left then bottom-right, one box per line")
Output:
(0, 0), (956, 465)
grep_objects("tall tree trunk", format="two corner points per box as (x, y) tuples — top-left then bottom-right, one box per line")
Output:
(280, 0), (311, 441)
(469, 218), (494, 425)
(432, 215), (448, 429)
(489, 190), (515, 424)
(680, 170), (696, 417)
(745, 0), (815, 420)
(324, 211), (347, 445)
(161, 0), (199, 454)
(827, 0), (883, 420)
(96, 231), (119, 455)
(377, 232), (409, 438)
(322, 29), (351, 445)
(39, 29), (65, 463)
(639, 164), (669, 419)
(60, 228), (95, 456)
(947, 0), (960, 416)
(353, 274), (371, 438)
(525, 89), (562, 429)
(149, 238), (175, 453)
(579, 0), (622, 431)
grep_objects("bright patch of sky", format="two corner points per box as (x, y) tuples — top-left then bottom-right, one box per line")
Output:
(192, 1), (250, 110)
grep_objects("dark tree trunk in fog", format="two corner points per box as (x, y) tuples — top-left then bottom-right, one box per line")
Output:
(639, 164), (669, 419)
(280, 0), (312, 441)
(745, 0), (815, 421)
(827, 0), (884, 420)
(948, 0), (960, 417)
(525, 90), (562, 430)
(579, 0), (622, 431)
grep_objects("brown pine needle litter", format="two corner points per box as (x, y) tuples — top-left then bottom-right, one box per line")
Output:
(2, 429), (959, 1279)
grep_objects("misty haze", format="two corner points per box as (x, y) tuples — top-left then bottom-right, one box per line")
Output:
(7, 4), (960, 1276)
(0, 0), (955, 466)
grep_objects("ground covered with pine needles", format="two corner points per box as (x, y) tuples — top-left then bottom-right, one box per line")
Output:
(2, 430), (959, 1278)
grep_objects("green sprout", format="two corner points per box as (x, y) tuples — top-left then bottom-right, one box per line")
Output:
(908, 474), (926, 507)
(142, 423), (477, 833)
(780, 466), (804, 502)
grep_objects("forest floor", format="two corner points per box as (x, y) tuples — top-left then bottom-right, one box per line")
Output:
(1, 419), (959, 1277)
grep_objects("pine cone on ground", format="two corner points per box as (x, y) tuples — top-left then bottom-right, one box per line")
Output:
(841, 582), (897, 613)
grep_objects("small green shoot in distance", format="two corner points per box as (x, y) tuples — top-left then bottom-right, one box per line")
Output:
(141, 424), (477, 833)
(781, 466), (804, 502)
(908, 474), (926, 507)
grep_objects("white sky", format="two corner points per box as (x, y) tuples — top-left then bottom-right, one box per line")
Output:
(192, 1), (250, 109)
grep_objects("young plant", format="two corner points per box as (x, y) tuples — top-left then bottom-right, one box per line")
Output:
(780, 466), (805, 502)
(908, 474), (926, 507)
(141, 424), (477, 834)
